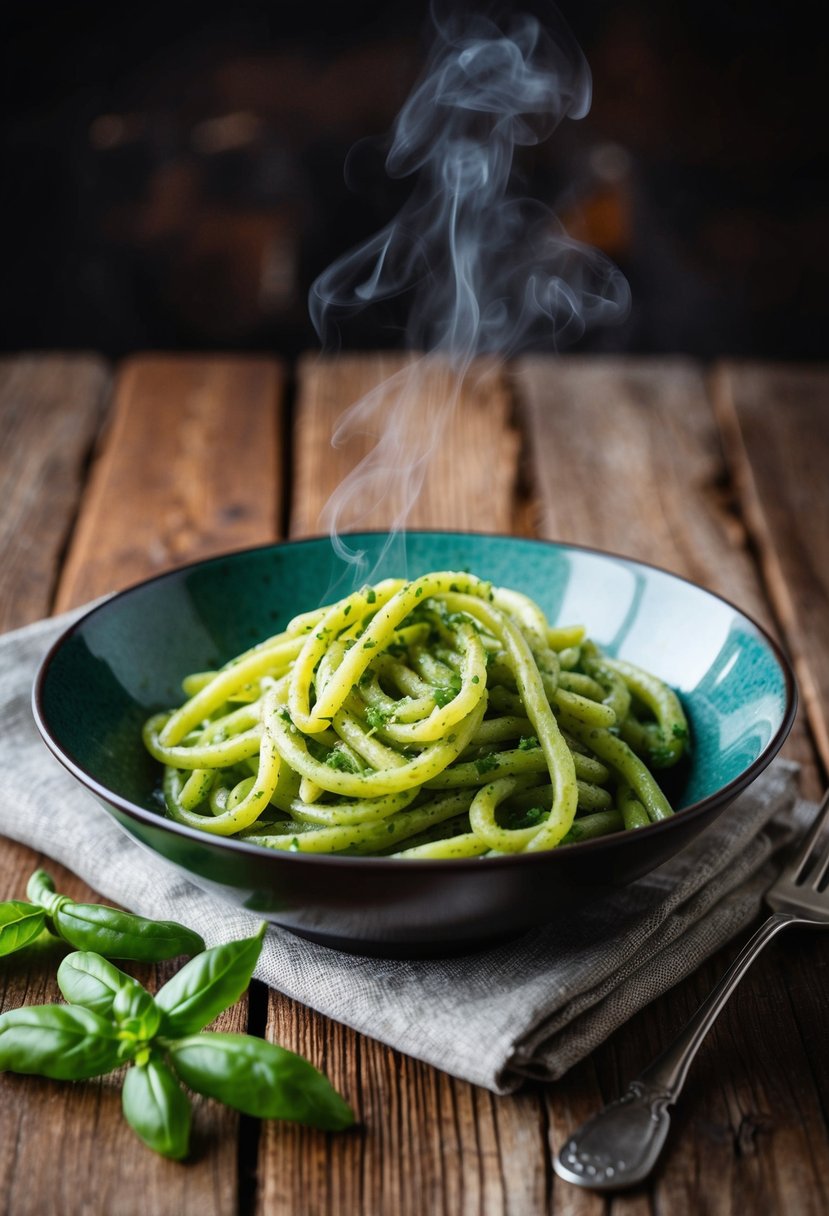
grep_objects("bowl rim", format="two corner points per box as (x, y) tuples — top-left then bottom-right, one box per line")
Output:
(32, 529), (798, 871)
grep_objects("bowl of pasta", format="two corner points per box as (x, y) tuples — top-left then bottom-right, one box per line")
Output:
(34, 531), (796, 955)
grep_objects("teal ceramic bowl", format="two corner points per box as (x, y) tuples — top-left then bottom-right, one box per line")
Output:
(34, 532), (796, 955)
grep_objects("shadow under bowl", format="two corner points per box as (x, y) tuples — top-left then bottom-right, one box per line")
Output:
(33, 532), (797, 956)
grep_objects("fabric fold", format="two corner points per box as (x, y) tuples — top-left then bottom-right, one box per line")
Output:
(0, 609), (805, 1093)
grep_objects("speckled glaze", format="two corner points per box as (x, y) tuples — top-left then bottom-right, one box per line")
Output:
(33, 533), (797, 955)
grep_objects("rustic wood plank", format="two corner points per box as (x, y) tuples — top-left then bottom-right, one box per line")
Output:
(0, 353), (114, 1169)
(712, 361), (829, 774)
(259, 353), (544, 1215)
(0, 354), (110, 629)
(0, 355), (115, 1216)
(712, 360), (829, 1216)
(514, 356), (775, 624)
(290, 354), (521, 538)
(0, 894), (247, 1216)
(1, 354), (284, 1216)
(515, 355), (818, 783)
(263, 996), (553, 1216)
(8, 351), (819, 1214)
(55, 354), (283, 610)
(515, 355), (828, 1216)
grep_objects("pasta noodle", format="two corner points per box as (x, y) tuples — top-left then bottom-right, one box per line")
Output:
(143, 572), (689, 858)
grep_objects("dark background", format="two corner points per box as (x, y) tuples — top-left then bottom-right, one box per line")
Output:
(2, 0), (826, 359)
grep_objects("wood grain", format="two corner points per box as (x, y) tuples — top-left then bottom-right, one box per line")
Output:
(515, 354), (829, 1216)
(0, 354), (110, 630)
(0, 354), (284, 1216)
(514, 356), (773, 622)
(290, 354), (520, 538)
(3, 351), (828, 1216)
(713, 361), (829, 773)
(259, 353), (538, 1216)
(263, 1000), (554, 1216)
(55, 354), (283, 610)
(515, 354), (819, 787)
(0, 356), (113, 1215)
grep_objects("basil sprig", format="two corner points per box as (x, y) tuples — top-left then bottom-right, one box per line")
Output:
(0, 925), (354, 1158)
(0, 869), (204, 962)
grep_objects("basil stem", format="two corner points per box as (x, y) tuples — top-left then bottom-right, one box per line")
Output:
(122, 1054), (192, 1160)
(25, 869), (58, 907)
(58, 955), (161, 1054)
(0, 901), (47, 956)
(155, 925), (266, 1037)
(0, 1004), (122, 1080)
(168, 1032), (355, 1131)
(25, 868), (205, 961)
(112, 982), (162, 1043)
(1, 927), (354, 1157)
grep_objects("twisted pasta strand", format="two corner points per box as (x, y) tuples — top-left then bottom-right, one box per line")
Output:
(145, 571), (689, 855)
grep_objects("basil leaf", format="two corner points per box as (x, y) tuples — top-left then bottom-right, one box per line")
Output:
(112, 982), (161, 1042)
(0, 1005), (121, 1080)
(0, 901), (46, 956)
(155, 925), (265, 1037)
(57, 951), (136, 1017)
(58, 954), (160, 1044)
(168, 1032), (354, 1131)
(54, 903), (205, 961)
(122, 1055), (191, 1160)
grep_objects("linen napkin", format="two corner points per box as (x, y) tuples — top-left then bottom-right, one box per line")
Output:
(0, 608), (807, 1094)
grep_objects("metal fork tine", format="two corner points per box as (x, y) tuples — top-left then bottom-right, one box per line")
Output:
(791, 786), (829, 883)
(812, 849), (829, 893)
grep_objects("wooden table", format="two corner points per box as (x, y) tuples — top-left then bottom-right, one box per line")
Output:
(1, 352), (827, 1215)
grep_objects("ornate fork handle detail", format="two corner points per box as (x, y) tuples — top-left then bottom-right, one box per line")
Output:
(555, 1080), (674, 1188)
(554, 910), (800, 1191)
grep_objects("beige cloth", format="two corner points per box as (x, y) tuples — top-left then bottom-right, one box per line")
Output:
(0, 609), (806, 1092)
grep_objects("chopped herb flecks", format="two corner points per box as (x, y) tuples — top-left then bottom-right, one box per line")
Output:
(325, 749), (359, 773)
(365, 706), (391, 731)
(474, 753), (499, 775)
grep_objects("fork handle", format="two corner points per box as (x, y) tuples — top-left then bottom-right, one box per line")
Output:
(637, 909), (796, 1096)
(555, 910), (797, 1191)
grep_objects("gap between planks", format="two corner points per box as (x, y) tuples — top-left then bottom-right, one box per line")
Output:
(1, 353), (285, 1216)
(257, 352), (552, 1216)
(54, 354), (284, 611)
(712, 361), (829, 779)
(513, 354), (829, 1214)
(514, 354), (821, 796)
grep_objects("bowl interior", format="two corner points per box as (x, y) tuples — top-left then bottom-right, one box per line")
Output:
(37, 532), (793, 826)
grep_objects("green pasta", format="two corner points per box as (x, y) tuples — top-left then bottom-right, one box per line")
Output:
(143, 572), (690, 857)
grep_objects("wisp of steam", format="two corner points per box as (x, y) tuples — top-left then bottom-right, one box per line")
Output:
(310, 2), (630, 581)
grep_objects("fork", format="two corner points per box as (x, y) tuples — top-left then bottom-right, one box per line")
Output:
(553, 786), (829, 1192)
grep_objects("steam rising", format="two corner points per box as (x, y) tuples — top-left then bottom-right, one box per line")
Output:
(310, 4), (630, 578)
